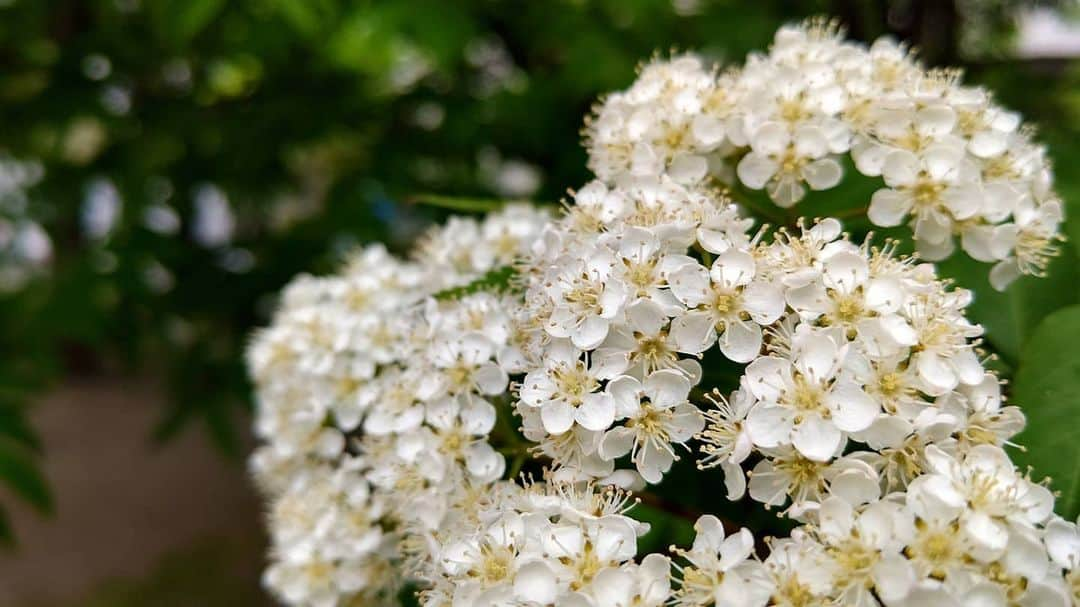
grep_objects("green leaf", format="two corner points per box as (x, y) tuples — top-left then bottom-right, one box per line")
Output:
(0, 441), (51, 515)
(1011, 305), (1080, 518)
(272, 0), (334, 38)
(155, 0), (226, 44)
(0, 404), (41, 452)
(632, 502), (696, 555)
(410, 194), (510, 213)
(433, 267), (518, 301)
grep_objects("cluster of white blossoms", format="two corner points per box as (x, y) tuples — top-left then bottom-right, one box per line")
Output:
(585, 19), (1063, 289)
(248, 204), (551, 604)
(249, 19), (1076, 607)
(416, 477), (671, 606)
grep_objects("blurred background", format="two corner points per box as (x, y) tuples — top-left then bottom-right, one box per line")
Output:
(0, 1), (1078, 605)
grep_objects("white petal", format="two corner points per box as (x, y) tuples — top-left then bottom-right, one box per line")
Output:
(945, 183), (982, 221)
(576, 393), (616, 431)
(719, 320), (762, 363)
(667, 404), (705, 442)
(916, 352), (957, 394)
(607, 375), (643, 418)
(865, 277), (904, 313)
(989, 259), (1021, 291)
(643, 369), (691, 409)
(599, 426), (636, 460)
(513, 561), (558, 605)
(736, 153), (779, 190)
(541, 400), (575, 435)
(573, 315), (611, 350)
(742, 281), (785, 323)
(722, 461), (746, 500)
(871, 554), (915, 602)
(465, 442), (505, 482)
(794, 125), (828, 158)
(752, 121), (791, 155)
(668, 262), (711, 306)
(669, 311), (717, 355)
(802, 157), (843, 190)
(627, 298), (667, 336)
(868, 188), (912, 227)
(826, 382), (879, 432)
(711, 249), (756, 288)
(692, 114), (726, 146)
(461, 398), (497, 434)
(744, 357), (790, 401)
(818, 496), (853, 540)
(963, 511), (1009, 561)
(792, 414), (843, 461)
(746, 404), (794, 448)
(970, 130), (1007, 158)
(474, 363), (509, 395)
(637, 440), (674, 483)
(766, 174), (806, 207)
(792, 331), (839, 383)
(670, 153), (709, 184)
(882, 150), (919, 187)
(824, 251), (869, 293)
(915, 104), (956, 137)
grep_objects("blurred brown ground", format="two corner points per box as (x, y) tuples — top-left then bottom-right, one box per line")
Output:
(0, 375), (272, 606)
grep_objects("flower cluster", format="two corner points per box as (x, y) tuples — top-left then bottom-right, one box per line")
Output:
(586, 19), (1063, 288)
(512, 177), (756, 484)
(248, 204), (549, 604)
(418, 478), (670, 607)
(248, 18), (1076, 607)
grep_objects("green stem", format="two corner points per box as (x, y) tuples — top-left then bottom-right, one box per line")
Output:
(831, 206), (869, 220)
(692, 243), (714, 267)
(508, 452), (528, 480)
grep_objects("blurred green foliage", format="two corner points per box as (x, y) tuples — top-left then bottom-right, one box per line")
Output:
(0, 0), (1078, 545)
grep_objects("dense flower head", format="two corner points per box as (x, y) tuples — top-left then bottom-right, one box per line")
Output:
(248, 18), (1075, 607)
(585, 19), (1064, 289)
(248, 204), (550, 603)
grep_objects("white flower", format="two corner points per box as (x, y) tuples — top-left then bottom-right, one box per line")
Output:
(744, 328), (878, 461)
(669, 249), (784, 363)
(519, 341), (626, 435)
(1044, 517), (1080, 572)
(599, 370), (705, 483)
(785, 249), (918, 356)
(816, 496), (916, 604)
(762, 533), (835, 606)
(748, 449), (880, 511)
(595, 299), (701, 381)
(543, 515), (640, 591)
(544, 245), (628, 349)
(737, 121), (844, 206)
(868, 145), (982, 260)
(698, 387), (756, 500)
(672, 515), (772, 607)
(421, 331), (509, 401)
(589, 553), (672, 607)
(907, 444), (1054, 562)
(905, 291), (984, 396)
(608, 225), (695, 313)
